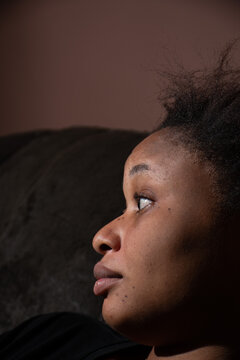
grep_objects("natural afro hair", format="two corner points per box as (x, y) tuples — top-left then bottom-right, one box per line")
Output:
(154, 43), (240, 216)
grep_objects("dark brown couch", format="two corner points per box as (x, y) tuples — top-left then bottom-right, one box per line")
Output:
(0, 126), (146, 333)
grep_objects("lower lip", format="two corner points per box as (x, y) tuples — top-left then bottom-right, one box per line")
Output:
(93, 278), (122, 296)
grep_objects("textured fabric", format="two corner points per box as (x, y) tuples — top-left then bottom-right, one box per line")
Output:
(0, 127), (147, 332)
(0, 312), (151, 360)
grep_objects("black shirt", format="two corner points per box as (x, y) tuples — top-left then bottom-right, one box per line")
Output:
(0, 312), (151, 359)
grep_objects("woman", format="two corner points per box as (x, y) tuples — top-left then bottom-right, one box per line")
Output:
(0, 47), (239, 360)
(93, 47), (240, 359)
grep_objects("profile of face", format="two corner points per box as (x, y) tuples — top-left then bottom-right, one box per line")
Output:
(93, 129), (236, 346)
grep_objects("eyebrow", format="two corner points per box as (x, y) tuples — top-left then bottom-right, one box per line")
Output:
(129, 163), (150, 176)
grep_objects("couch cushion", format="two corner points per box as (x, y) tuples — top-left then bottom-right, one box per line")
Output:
(0, 126), (146, 332)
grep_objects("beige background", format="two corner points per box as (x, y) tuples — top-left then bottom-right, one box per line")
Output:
(0, 0), (240, 135)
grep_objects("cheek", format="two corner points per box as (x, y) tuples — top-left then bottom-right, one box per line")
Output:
(121, 211), (213, 301)
(123, 208), (179, 258)
(121, 215), (173, 288)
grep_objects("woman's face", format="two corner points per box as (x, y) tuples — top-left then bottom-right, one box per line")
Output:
(92, 129), (228, 346)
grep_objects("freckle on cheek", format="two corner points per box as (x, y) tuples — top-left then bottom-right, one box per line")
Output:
(168, 208), (171, 212)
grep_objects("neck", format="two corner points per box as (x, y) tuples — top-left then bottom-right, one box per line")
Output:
(147, 343), (239, 360)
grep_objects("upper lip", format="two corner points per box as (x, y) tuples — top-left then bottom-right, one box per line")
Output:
(93, 262), (122, 280)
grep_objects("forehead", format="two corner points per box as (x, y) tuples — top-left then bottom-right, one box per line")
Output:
(123, 129), (217, 197)
(125, 129), (195, 175)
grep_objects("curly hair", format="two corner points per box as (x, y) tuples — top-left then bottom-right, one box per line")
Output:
(154, 43), (240, 216)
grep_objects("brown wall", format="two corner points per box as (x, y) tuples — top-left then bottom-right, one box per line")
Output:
(0, 0), (240, 135)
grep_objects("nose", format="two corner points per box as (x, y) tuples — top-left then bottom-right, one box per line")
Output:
(92, 217), (122, 255)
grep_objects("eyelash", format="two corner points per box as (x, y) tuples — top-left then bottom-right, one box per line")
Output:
(122, 192), (154, 214)
(134, 193), (153, 212)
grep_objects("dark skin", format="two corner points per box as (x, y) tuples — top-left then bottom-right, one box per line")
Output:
(93, 128), (240, 359)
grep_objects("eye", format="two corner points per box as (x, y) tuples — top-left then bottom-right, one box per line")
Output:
(134, 194), (153, 212)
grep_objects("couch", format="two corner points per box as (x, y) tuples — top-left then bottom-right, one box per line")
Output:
(0, 126), (146, 333)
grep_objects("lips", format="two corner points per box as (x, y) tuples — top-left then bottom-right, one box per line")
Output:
(93, 263), (122, 296)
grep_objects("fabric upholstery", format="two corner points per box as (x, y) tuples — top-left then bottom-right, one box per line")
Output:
(0, 127), (146, 333)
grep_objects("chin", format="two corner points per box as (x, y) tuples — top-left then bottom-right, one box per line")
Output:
(102, 297), (161, 346)
(102, 295), (190, 347)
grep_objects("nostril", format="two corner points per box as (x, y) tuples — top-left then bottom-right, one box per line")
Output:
(100, 244), (112, 252)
